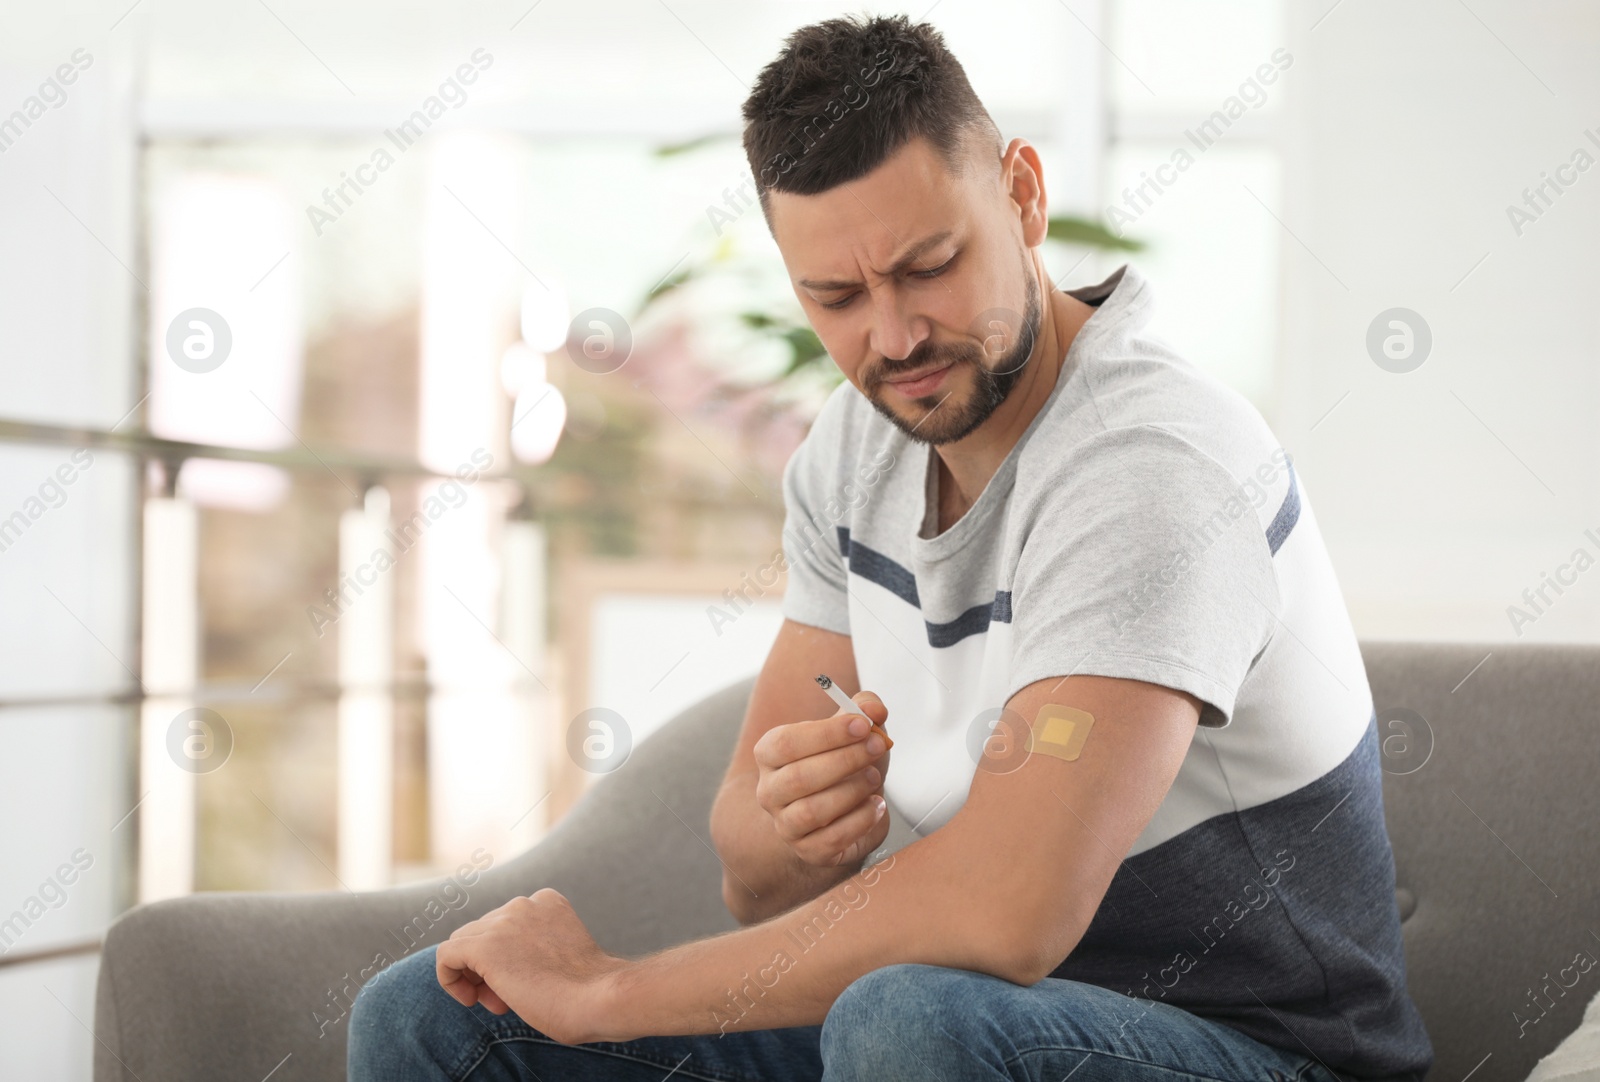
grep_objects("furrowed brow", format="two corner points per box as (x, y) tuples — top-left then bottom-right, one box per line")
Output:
(797, 230), (954, 291)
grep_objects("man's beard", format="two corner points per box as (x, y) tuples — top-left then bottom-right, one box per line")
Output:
(861, 265), (1042, 446)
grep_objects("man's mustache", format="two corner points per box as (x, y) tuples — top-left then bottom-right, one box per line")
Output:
(872, 342), (978, 383)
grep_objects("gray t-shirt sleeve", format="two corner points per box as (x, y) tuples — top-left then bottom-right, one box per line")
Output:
(1005, 426), (1280, 727)
(777, 426), (853, 637)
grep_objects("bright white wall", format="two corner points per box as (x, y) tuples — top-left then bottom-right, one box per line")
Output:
(1278, 0), (1600, 644)
(589, 593), (785, 759)
(0, 5), (142, 1075)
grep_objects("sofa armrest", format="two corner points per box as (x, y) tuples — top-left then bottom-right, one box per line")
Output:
(94, 676), (761, 1081)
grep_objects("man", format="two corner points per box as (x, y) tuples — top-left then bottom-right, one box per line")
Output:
(349, 14), (1432, 1081)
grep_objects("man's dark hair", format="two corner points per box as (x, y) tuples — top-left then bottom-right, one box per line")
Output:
(741, 14), (1002, 220)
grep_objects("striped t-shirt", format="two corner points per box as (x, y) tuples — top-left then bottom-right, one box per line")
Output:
(778, 265), (1432, 1080)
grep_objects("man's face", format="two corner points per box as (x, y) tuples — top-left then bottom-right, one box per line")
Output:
(770, 136), (1040, 446)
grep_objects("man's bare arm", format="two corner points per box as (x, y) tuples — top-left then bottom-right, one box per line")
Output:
(708, 619), (889, 924)
(600, 673), (1201, 1040)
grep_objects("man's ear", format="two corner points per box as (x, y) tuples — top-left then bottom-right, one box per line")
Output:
(1003, 138), (1050, 248)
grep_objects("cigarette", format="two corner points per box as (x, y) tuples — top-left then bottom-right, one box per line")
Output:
(814, 674), (892, 749)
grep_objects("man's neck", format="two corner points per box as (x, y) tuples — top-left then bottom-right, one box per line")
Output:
(932, 274), (1096, 532)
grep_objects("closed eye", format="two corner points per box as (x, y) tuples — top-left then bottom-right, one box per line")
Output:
(816, 254), (955, 309)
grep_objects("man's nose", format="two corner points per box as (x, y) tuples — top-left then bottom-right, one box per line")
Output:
(867, 290), (928, 364)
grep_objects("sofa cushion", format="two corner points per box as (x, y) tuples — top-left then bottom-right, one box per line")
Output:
(1364, 643), (1600, 1082)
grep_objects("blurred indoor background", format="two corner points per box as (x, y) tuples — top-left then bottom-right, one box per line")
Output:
(1, 0), (1596, 1073)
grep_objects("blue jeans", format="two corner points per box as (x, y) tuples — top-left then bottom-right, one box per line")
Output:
(349, 945), (1340, 1082)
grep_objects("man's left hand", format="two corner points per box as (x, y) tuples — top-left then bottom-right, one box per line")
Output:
(436, 888), (630, 1045)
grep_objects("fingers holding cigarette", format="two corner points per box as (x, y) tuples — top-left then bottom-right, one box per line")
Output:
(748, 675), (895, 868)
(815, 674), (892, 749)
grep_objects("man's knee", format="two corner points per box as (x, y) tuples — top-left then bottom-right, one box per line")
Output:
(822, 964), (1006, 1079)
(347, 946), (458, 1076)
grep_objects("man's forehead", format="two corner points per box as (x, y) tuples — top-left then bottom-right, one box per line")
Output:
(777, 196), (972, 291)
(792, 228), (956, 291)
(771, 148), (971, 282)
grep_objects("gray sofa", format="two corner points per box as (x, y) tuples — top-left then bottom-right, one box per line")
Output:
(94, 642), (1600, 1082)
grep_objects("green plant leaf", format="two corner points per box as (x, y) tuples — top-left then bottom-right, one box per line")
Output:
(640, 263), (698, 310)
(653, 132), (735, 157)
(779, 326), (828, 376)
(1046, 215), (1144, 251)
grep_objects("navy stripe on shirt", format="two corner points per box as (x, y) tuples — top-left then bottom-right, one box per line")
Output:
(837, 527), (1011, 647)
(1266, 465), (1300, 556)
(835, 470), (1301, 649)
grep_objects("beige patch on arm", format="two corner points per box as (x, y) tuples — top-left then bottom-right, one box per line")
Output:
(1027, 704), (1096, 762)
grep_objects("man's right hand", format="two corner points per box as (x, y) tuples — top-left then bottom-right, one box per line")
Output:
(752, 692), (892, 868)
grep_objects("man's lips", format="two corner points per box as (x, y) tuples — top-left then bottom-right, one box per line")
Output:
(881, 360), (954, 397)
